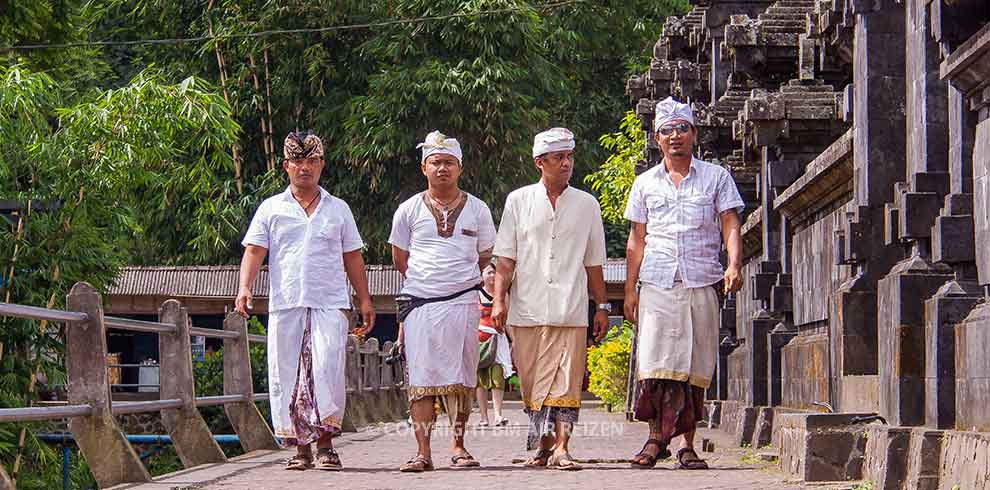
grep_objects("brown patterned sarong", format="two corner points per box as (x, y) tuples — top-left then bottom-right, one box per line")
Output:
(283, 309), (341, 446)
(633, 379), (705, 444)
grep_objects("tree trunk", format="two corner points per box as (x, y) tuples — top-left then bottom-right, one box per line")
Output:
(248, 51), (275, 171)
(264, 47), (276, 170)
(206, 0), (243, 193)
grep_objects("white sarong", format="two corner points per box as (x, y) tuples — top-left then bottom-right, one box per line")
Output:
(267, 307), (348, 446)
(404, 300), (480, 400)
(636, 282), (719, 388)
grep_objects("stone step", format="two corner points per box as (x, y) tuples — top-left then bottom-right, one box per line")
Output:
(758, 19), (808, 28)
(762, 24), (808, 33)
(763, 8), (813, 17)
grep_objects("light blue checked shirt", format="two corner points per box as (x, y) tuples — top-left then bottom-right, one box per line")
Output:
(623, 158), (744, 289)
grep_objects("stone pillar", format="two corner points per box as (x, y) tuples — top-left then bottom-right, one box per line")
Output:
(159, 300), (227, 467)
(65, 282), (150, 487)
(768, 321), (798, 407)
(877, 256), (953, 426)
(830, 0), (909, 413)
(222, 313), (278, 451)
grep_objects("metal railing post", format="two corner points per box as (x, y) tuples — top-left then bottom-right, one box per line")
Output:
(158, 300), (226, 467)
(65, 282), (150, 486)
(222, 313), (277, 451)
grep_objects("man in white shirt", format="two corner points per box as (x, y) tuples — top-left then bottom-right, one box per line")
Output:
(236, 131), (375, 472)
(492, 127), (609, 471)
(389, 131), (497, 472)
(624, 98), (743, 470)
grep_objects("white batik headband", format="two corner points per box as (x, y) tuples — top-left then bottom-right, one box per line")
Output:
(654, 96), (695, 131)
(532, 127), (576, 159)
(417, 130), (463, 164)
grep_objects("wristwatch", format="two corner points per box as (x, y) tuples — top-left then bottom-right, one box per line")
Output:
(597, 302), (612, 313)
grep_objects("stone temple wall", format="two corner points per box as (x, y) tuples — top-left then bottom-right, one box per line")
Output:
(628, 0), (990, 486)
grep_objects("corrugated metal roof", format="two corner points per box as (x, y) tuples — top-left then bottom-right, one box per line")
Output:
(109, 259), (628, 299)
(108, 265), (404, 299)
(603, 258), (627, 284)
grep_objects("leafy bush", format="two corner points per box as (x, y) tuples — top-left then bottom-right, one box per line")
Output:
(586, 323), (633, 409)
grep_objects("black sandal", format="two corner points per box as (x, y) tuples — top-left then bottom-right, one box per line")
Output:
(315, 448), (342, 471)
(676, 447), (709, 470)
(631, 438), (670, 469)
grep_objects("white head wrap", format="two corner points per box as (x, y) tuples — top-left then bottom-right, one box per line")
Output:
(654, 97), (695, 131)
(532, 127), (576, 158)
(417, 130), (462, 164)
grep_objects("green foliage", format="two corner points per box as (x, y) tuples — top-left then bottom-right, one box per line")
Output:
(585, 110), (644, 225)
(0, 63), (240, 487)
(586, 322), (633, 408)
(851, 481), (875, 490)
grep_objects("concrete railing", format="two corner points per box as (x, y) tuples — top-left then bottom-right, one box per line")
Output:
(0, 282), (405, 489)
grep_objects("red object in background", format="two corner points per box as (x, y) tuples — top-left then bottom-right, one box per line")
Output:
(478, 330), (493, 342)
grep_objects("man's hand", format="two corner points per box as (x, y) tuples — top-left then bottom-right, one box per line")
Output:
(491, 299), (508, 330)
(593, 310), (609, 342)
(724, 265), (743, 294)
(235, 286), (254, 318)
(353, 299), (376, 337)
(624, 289), (639, 324)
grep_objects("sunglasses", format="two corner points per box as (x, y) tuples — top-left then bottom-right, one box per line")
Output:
(658, 122), (692, 136)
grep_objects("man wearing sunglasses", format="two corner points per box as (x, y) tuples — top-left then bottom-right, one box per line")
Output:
(623, 97), (744, 470)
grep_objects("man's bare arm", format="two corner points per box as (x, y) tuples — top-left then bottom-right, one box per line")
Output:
(720, 210), (743, 293)
(235, 245), (268, 317)
(343, 249), (375, 336)
(624, 223), (647, 323)
(491, 257), (516, 330)
(391, 245), (410, 278)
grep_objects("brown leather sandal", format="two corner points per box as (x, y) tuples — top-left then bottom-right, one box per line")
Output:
(285, 453), (313, 471)
(524, 448), (553, 468)
(547, 451), (583, 471)
(631, 438), (670, 469)
(399, 455), (435, 473)
(315, 448), (342, 471)
(451, 452), (481, 468)
(677, 447), (709, 470)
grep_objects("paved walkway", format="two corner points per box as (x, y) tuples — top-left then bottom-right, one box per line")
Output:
(116, 401), (813, 490)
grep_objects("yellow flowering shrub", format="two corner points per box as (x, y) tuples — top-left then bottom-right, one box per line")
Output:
(587, 323), (633, 408)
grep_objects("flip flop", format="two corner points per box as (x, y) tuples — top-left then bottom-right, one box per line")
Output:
(494, 417), (509, 426)
(676, 447), (709, 470)
(547, 451), (583, 471)
(399, 455), (435, 473)
(451, 452), (481, 468)
(524, 448), (553, 468)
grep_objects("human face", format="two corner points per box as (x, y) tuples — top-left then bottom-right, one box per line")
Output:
(283, 157), (324, 189)
(421, 153), (462, 188)
(535, 149), (574, 186)
(655, 119), (696, 159)
(482, 264), (496, 289)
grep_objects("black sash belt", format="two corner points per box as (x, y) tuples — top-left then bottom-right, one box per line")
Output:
(395, 283), (482, 322)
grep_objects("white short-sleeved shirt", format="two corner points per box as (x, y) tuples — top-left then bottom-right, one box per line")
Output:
(389, 192), (496, 302)
(623, 158), (744, 289)
(242, 187), (364, 312)
(493, 184), (607, 327)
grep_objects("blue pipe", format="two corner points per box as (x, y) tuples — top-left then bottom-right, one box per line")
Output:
(62, 445), (70, 490)
(37, 433), (241, 445)
(40, 433), (242, 490)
